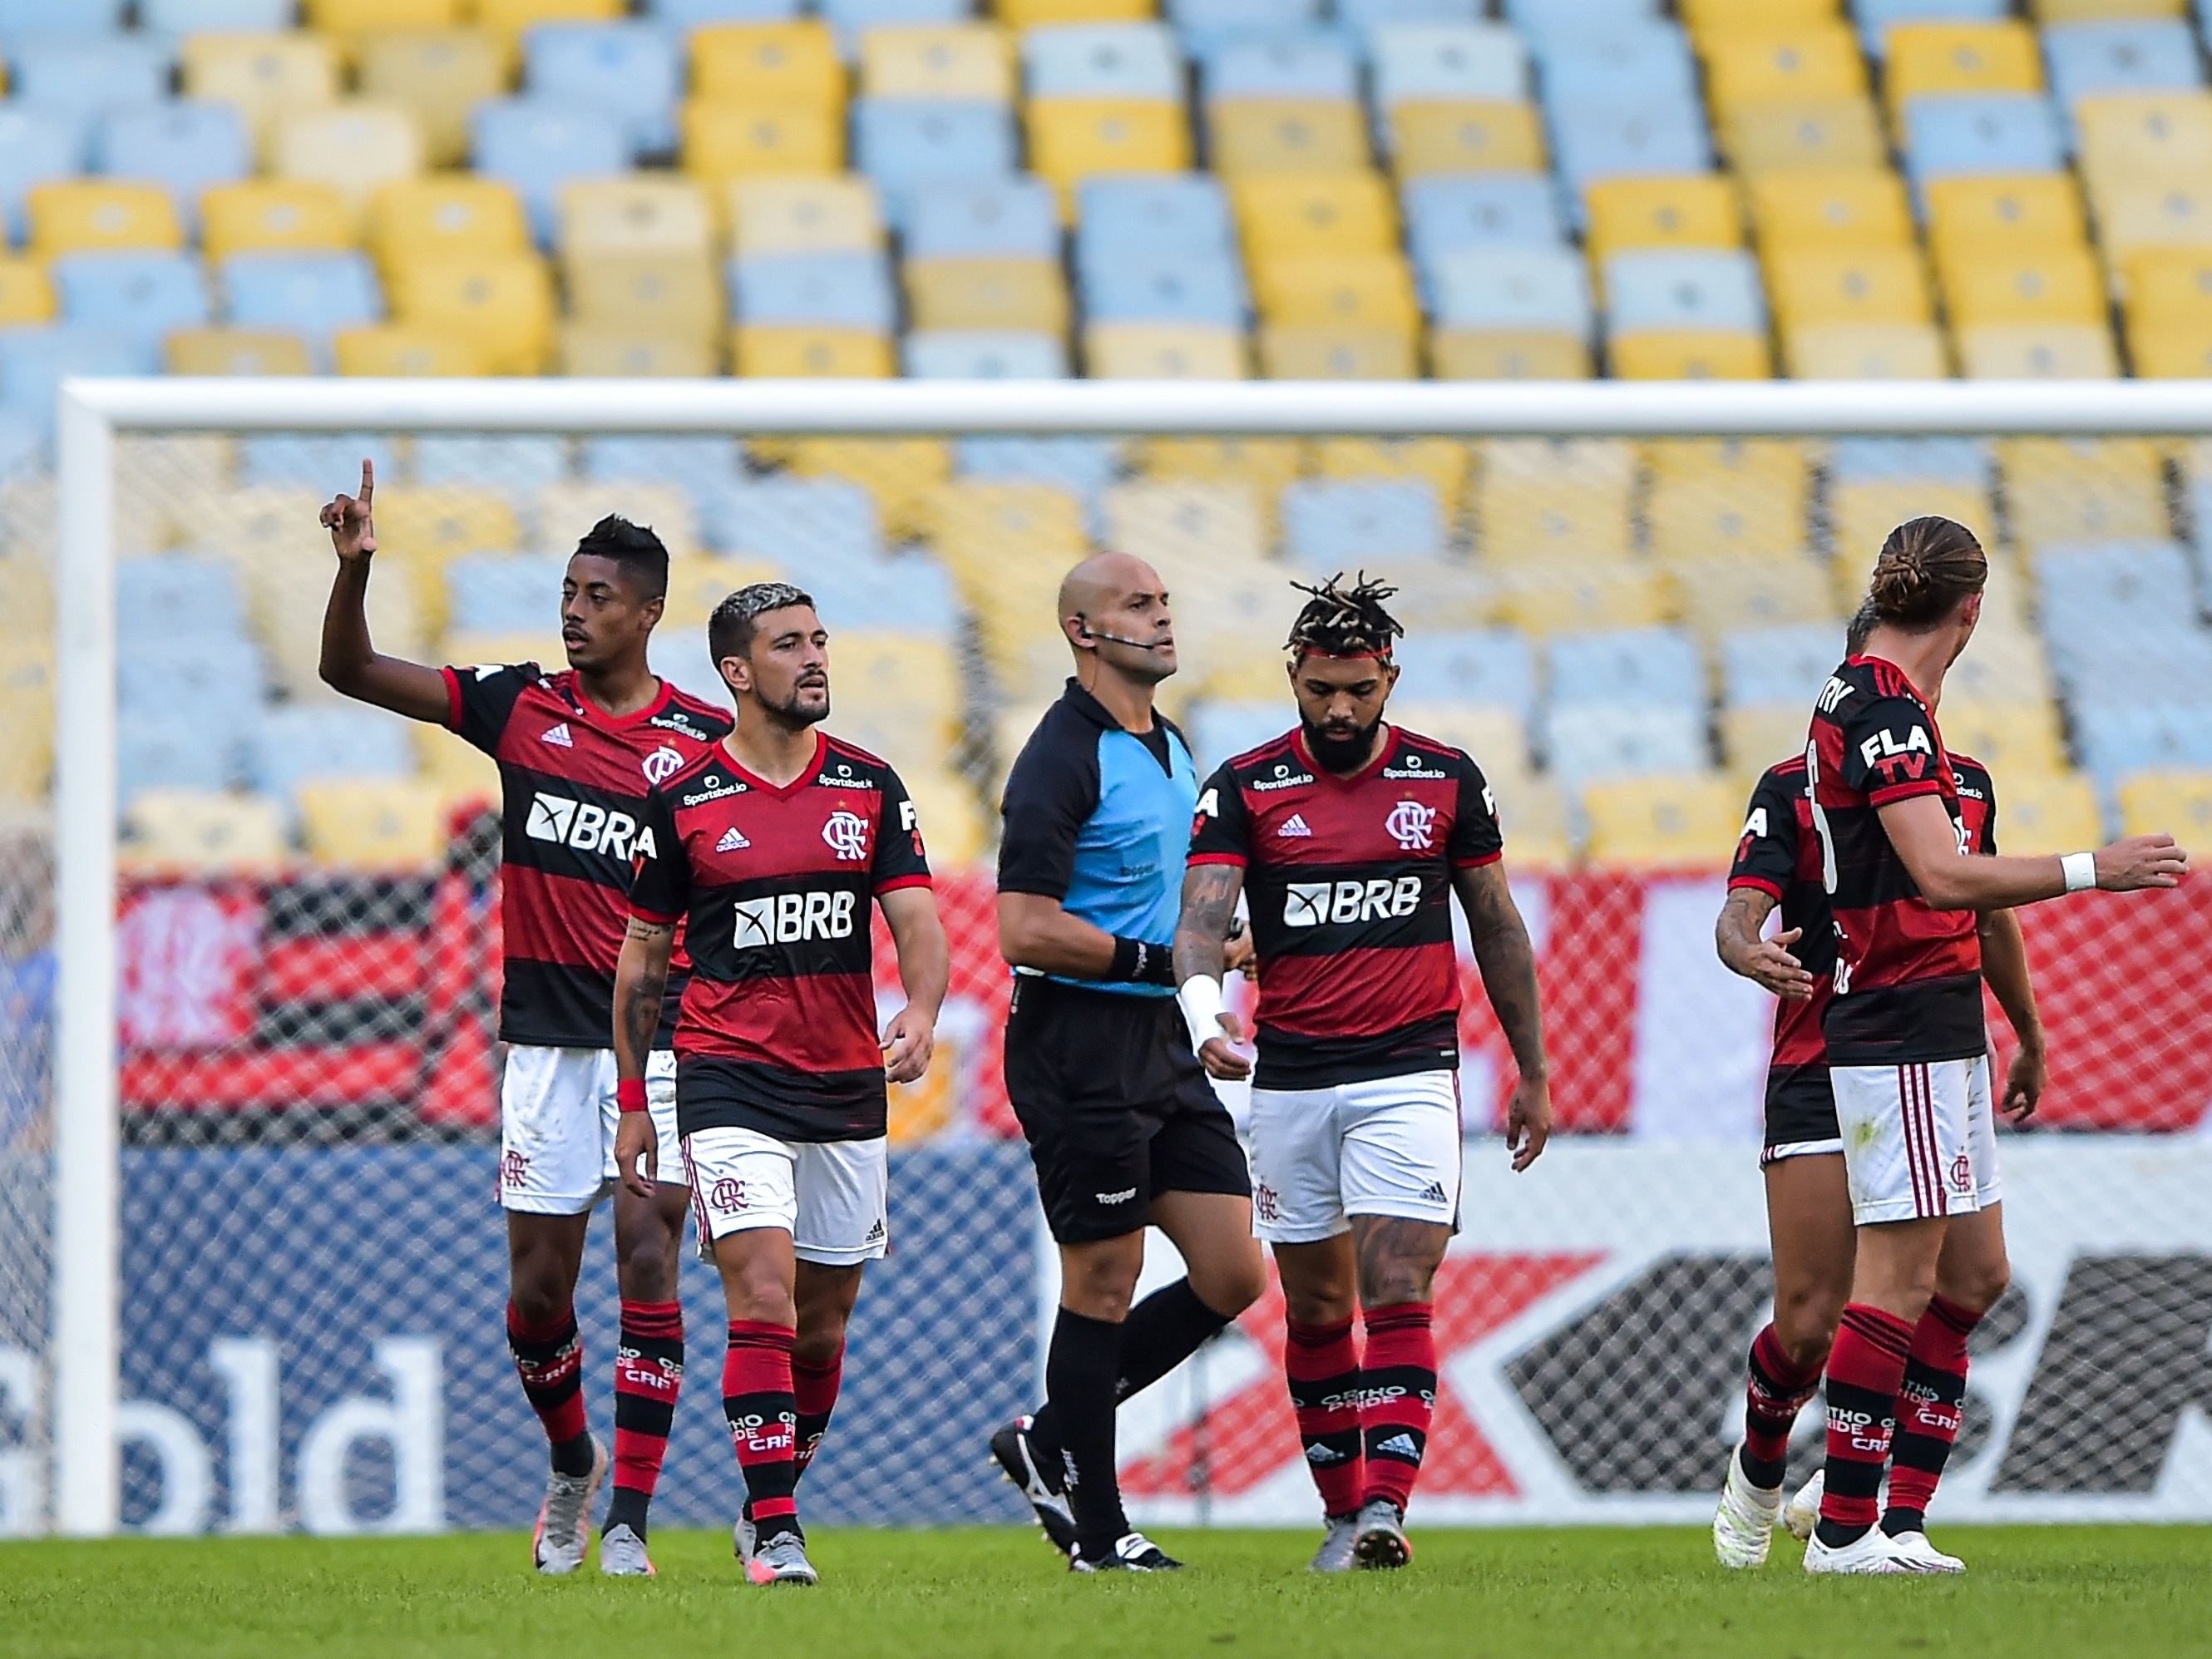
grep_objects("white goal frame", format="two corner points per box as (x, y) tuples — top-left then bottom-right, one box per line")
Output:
(47, 373), (2212, 1534)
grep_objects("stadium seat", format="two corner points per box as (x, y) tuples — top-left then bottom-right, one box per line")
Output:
(1767, 249), (1936, 335)
(368, 178), (531, 279)
(1831, 478), (1996, 564)
(1403, 173), (1563, 279)
(200, 180), (356, 264)
(297, 779), (449, 870)
(526, 22), (684, 159)
(1023, 23), (1183, 100)
(2097, 180), (2212, 275)
(358, 30), (508, 170)
(732, 250), (898, 331)
(906, 258), (1068, 331)
(1924, 172), (2089, 269)
(1432, 247), (1592, 336)
(729, 177), (886, 256)
(250, 704), (416, 802)
(2130, 319), (2212, 377)
(2073, 699), (2212, 781)
(862, 22), (1016, 101)
(1532, 22), (1699, 102)
(698, 474), (883, 565)
(1852, 0), (2006, 56)
(906, 328), (1069, 378)
(853, 99), (1019, 200)
(1387, 102), (1548, 178)
(1077, 174), (1237, 255)
(1749, 168), (1913, 254)
(144, 0), (294, 25)
(691, 19), (843, 104)
(1167, 0), (1323, 57)
(906, 177), (1060, 259)
(1583, 175), (1742, 274)
(1083, 321), (1249, 377)
(1785, 322), (1948, 378)
(415, 436), (569, 494)
(1430, 328), (1592, 378)
(1137, 436), (1306, 491)
(1703, 27), (1869, 123)
(223, 253), (383, 369)
(559, 178), (713, 261)
(118, 555), (247, 648)
(388, 254), (555, 375)
(1080, 250), (1246, 326)
(563, 329), (718, 380)
(1002, 0), (1156, 27)
(1025, 99), (1192, 205)
(1983, 771), (2106, 854)
(96, 104), (251, 236)
(27, 183), (181, 259)
(1548, 625), (1703, 710)
(1721, 703), (1813, 777)
(1603, 250), (1766, 333)
(0, 259), (52, 330)
(304, 0), (462, 32)
(1938, 244), (2105, 326)
(1721, 620), (1844, 709)
(1547, 97), (1711, 198)
(1315, 434), (1465, 497)
(0, 326), (154, 435)
(475, 0), (628, 41)
(117, 712), (240, 808)
(181, 32), (340, 157)
(168, 328), (312, 376)
(1958, 322), (2120, 377)
(534, 479), (699, 560)
(1233, 175), (1396, 265)
(2002, 438), (2169, 546)
(2037, 539), (2198, 626)
(1281, 479), (1444, 567)
(448, 552), (567, 637)
(2075, 90), (2212, 205)
(0, 107), (82, 249)
(1672, 558), (1833, 643)
(1945, 624), (2056, 705)
(1830, 434), (1990, 483)
(2118, 768), (2212, 838)
(1545, 703), (1709, 780)
(1390, 628), (1537, 718)
(1940, 699), (2069, 776)
(584, 435), (741, 493)
(1886, 22), (2045, 124)
(1251, 252), (1419, 332)
(475, 103), (634, 247)
(1372, 24), (1527, 109)
(8, 35), (170, 131)
(2043, 22), (2202, 121)
(567, 256), (723, 347)
(52, 254), (210, 354)
(121, 788), (287, 876)
(274, 105), (429, 224)
(1498, 562), (1667, 634)
(730, 325), (894, 377)
(1203, 34), (1359, 102)
(1722, 96), (1887, 175)
(1207, 101), (1370, 175)
(1474, 438), (1636, 559)
(1582, 773), (1741, 867)
(1902, 93), (2066, 192)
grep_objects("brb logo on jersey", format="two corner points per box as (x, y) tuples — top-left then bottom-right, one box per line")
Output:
(733, 889), (858, 948)
(822, 808), (870, 862)
(1284, 876), (1424, 927)
(641, 744), (684, 785)
(1385, 799), (1437, 852)
(526, 792), (654, 859)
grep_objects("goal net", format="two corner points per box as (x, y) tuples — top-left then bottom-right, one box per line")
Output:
(3, 378), (2210, 1538)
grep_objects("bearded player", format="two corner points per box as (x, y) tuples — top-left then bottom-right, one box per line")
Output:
(1173, 575), (1553, 1573)
(319, 463), (727, 1577)
(613, 582), (948, 1588)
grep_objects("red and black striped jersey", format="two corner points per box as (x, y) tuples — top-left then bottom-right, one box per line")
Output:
(442, 663), (729, 1049)
(1188, 724), (1503, 1090)
(627, 731), (931, 1143)
(1806, 655), (1987, 1065)
(1731, 750), (1997, 1084)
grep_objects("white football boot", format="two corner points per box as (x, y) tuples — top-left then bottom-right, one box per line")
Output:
(531, 1436), (607, 1575)
(1803, 1527), (1933, 1575)
(1782, 1469), (1824, 1542)
(1883, 1528), (1966, 1573)
(1350, 1499), (1412, 1569)
(1307, 1515), (1360, 1573)
(748, 1529), (820, 1586)
(1712, 1449), (1784, 1569)
(598, 1523), (655, 1578)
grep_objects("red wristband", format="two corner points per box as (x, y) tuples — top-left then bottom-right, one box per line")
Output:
(617, 1078), (649, 1114)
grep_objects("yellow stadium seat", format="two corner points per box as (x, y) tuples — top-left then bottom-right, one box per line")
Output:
(997, 0), (1150, 19)
(1884, 22), (2043, 124)
(0, 258), (52, 327)
(1722, 704), (1815, 778)
(1315, 437), (1468, 504)
(2119, 769), (2212, 840)
(1678, 0), (1839, 37)
(415, 724), (502, 813)
(1785, 322), (1948, 378)
(1997, 438), (2166, 546)
(1703, 27), (1868, 121)
(388, 254), (553, 374)
(200, 180), (354, 261)
(2128, 319), (2212, 376)
(1135, 438), (1306, 512)
(898, 768), (985, 871)
(1610, 331), (1773, 379)
(1583, 175), (1741, 273)
(786, 438), (949, 541)
(166, 328), (314, 376)
(1938, 244), (2104, 326)
(906, 258), (1069, 333)
(375, 486), (523, 635)
(298, 779), (448, 870)
(121, 789), (288, 875)
(1208, 101), (1369, 175)
(309, 0), (457, 31)
(368, 176), (529, 276)
(1647, 466), (1809, 563)
(1939, 701), (2067, 777)
(2125, 247), (2212, 326)
(1495, 565), (1667, 635)
(1583, 773), (1743, 870)
(472, 0), (625, 42)
(662, 554), (784, 630)
(1475, 440), (1636, 560)
(1258, 327), (1418, 378)
(1673, 557), (1834, 642)
(690, 21), (843, 108)
(2096, 180), (2212, 274)
(1832, 481), (1995, 566)
(1083, 322), (1248, 378)
(1429, 329), (1592, 379)
(683, 101), (843, 181)
(358, 30), (506, 170)
(1025, 99), (1189, 206)
(534, 480), (699, 557)
(1987, 773), (2105, 856)
(1380, 702), (1530, 775)
(565, 254), (722, 343)
(2076, 91), (2212, 203)
(1646, 436), (1810, 489)
(1749, 168), (1913, 253)
(728, 177), (883, 255)
(1724, 96), (1886, 175)
(559, 177), (713, 259)
(1386, 101), (1546, 178)
(731, 326), (892, 378)
(182, 32), (339, 155)
(859, 24), (1014, 100)
(1103, 481), (1266, 570)
(1947, 618), (2056, 708)
(274, 102), (426, 217)
(27, 182), (180, 256)
(334, 324), (492, 376)
(1923, 174), (2087, 263)
(1232, 174), (1397, 260)
(1767, 248), (1933, 332)
(1958, 322), (2121, 378)
(928, 482), (1086, 578)
(1494, 775), (1573, 869)
(1250, 251), (1419, 331)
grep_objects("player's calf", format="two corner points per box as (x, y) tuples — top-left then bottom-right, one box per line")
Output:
(604, 1299), (683, 1551)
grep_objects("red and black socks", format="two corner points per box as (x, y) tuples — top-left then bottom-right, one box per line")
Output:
(1045, 1306), (1128, 1562)
(506, 1300), (594, 1477)
(1285, 1316), (1365, 1519)
(792, 1342), (846, 1485)
(724, 1320), (800, 1542)
(1816, 1303), (1916, 1548)
(1740, 1323), (1824, 1491)
(1360, 1302), (1437, 1513)
(1884, 1295), (1981, 1537)
(605, 1301), (683, 1538)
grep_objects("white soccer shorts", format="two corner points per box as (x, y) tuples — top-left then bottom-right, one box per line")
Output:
(1830, 1057), (1989, 1227)
(498, 1045), (679, 1215)
(1246, 1069), (1462, 1245)
(1966, 1050), (2002, 1211)
(682, 1126), (890, 1266)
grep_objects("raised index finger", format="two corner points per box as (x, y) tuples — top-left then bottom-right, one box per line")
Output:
(358, 457), (374, 507)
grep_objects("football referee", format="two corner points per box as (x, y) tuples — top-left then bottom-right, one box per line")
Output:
(989, 551), (1266, 1574)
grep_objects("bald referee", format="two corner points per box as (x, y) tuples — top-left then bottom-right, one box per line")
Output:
(989, 551), (1266, 1573)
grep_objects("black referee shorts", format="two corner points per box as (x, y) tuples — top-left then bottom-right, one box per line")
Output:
(1004, 975), (1250, 1246)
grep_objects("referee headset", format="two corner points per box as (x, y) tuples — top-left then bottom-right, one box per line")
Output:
(1074, 614), (1168, 653)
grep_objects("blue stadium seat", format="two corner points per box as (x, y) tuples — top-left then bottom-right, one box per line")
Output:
(96, 103), (252, 233)
(0, 106), (85, 244)
(2037, 542), (2200, 629)
(1024, 23), (1184, 101)
(1393, 627), (1538, 719)
(853, 100), (1018, 213)
(1371, 23), (1528, 111)
(1281, 479), (1446, 569)
(1431, 247), (1592, 335)
(1721, 622), (1846, 710)
(8, 36), (171, 131)
(1405, 174), (1565, 301)
(1548, 96), (1711, 201)
(1853, 0), (2005, 57)
(239, 433), (402, 490)
(0, 326), (155, 437)
(120, 710), (239, 807)
(472, 100), (630, 248)
(2073, 699), (2212, 781)
(1078, 249), (1247, 325)
(581, 436), (743, 494)
(694, 476), (883, 563)
(0, 0), (123, 30)
(1077, 175), (1237, 259)
(820, 548), (961, 633)
(221, 253), (383, 371)
(1511, 0), (1666, 53)
(415, 436), (570, 496)
(251, 705), (416, 802)
(2045, 22), (2202, 147)
(117, 555), (247, 649)
(1604, 249), (1766, 334)
(903, 330), (1069, 378)
(821, 0), (971, 45)
(1903, 95), (2064, 195)
(524, 23), (683, 161)
(728, 251), (897, 330)
(905, 177), (1061, 260)
(140, 0), (294, 28)
(119, 642), (267, 769)
(1544, 703), (1708, 780)
(1548, 625), (1704, 710)
(648, 0), (802, 22)
(1532, 23), (1697, 103)
(1340, 0), (1482, 32)
(449, 553), (569, 636)
(1204, 34), (1359, 102)
(957, 435), (1118, 533)
(52, 253), (210, 353)
(1830, 437), (1992, 484)
(1168, 0), (1325, 61)
(1188, 697), (1296, 773)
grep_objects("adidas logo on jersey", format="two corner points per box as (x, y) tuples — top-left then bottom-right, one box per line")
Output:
(1277, 813), (1313, 837)
(541, 723), (574, 748)
(1373, 1433), (1420, 1459)
(716, 827), (750, 853)
(1420, 1181), (1449, 1204)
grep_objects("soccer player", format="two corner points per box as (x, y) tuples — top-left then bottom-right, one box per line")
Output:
(318, 462), (728, 1577)
(1712, 605), (2045, 1573)
(1793, 517), (2185, 1574)
(990, 551), (1266, 1574)
(612, 581), (948, 1588)
(1173, 575), (1553, 1573)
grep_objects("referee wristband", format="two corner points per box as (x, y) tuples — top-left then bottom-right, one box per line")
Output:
(1177, 975), (1227, 1053)
(1108, 936), (1178, 985)
(2061, 851), (2098, 894)
(616, 1077), (649, 1115)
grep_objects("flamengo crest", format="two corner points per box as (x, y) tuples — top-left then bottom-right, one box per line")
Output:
(822, 809), (870, 861)
(1385, 799), (1436, 852)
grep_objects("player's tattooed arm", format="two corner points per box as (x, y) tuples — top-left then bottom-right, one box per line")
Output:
(1715, 887), (1817, 1000)
(610, 917), (674, 1197)
(315, 459), (452, 724)
(1172, 862), (1244, 986)
(1453, 864), (1552, 1171)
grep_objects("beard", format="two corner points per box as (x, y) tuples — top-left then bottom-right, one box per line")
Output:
(1302, 716), (1380, 773)
(762, 681), (829, 731)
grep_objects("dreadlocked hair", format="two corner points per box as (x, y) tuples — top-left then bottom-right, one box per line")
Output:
(1285, 571), (1405, 660)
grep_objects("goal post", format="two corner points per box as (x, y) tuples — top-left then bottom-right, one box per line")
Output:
(25, 375), (2212, 1536)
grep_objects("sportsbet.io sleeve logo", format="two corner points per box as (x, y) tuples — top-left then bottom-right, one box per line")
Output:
(822, 808), (870, 861)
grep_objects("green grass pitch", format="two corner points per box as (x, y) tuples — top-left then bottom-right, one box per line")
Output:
(3, 1526), (2206, 1658)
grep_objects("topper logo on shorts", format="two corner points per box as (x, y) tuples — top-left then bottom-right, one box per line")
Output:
(1385, 799), (1437, 851)
(732, 889), (857, 947)
(1284, 875), (1424, 927)
(525, 792), (655, 859)
(710, 1178), (747, 1211)
(822, 808), (870, 861)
